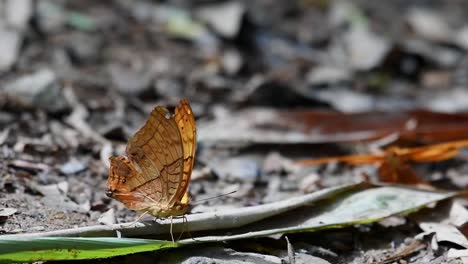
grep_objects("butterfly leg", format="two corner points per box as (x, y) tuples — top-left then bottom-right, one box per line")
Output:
(180, 215), (199, 242)
(122, 211), (148, 227)
(170, 216), (175, 244)
(176, 215), (187, 241)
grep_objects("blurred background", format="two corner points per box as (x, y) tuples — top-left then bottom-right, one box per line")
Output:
(3, 0), (468, 114)
(2, 0), (468, 262)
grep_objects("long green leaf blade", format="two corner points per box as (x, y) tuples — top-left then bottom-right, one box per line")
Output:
(0, 237), (177, 262)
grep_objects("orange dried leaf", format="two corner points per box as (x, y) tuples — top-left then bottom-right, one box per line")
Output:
(402, 140), (468, 162)
(297, 139), (468, 185)
(296, 153), (385, 166)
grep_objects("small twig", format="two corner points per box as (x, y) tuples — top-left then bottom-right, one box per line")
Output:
(367, 132), (400, 153)
(380, 240), (426, 264)
(8, 159), (51, 172)
(285, 236), (295, 264)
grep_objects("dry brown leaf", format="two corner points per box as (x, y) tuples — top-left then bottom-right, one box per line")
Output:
(280, 110), (468, 144)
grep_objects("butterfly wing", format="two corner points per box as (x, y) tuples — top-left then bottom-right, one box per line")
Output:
(172, 99), (196, 205)
(125, 106), (184, 208)
(107, 156), (148, 210)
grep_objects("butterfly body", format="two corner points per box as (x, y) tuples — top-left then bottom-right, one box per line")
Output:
(146, 192), (190, 218)
(106, 100), (196, 218)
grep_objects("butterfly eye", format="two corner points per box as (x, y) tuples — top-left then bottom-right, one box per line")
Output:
(121, 179), (126, 184)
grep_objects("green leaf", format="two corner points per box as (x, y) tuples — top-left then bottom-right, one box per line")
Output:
(0, 237), (177, 262)
(0, 184), (455, 262)
(178, 186), (454, 242)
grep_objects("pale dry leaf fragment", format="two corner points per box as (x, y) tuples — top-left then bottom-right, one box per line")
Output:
(59, 158), (86, 175)
(344, 26), (390, 71)
(431, 234), (438, 251)
(100, 143), (113, 169)
(407, 8), (453, 42)
(0, 208), (17, 218)
(33, 181), (69, 196)
(98, 208), (116, 225)
(293, 253), (331, 264)
(5, 0), (32, 30)
(447, 169), (468, 189)
(421, 70), (452, 89)
(191, 166), (213, 181)
(447, 248), (468, 263)
(455, 25), (468, 50)
(30, 226), (45, 232)
(3, 68), (67, 111)
(0, 27), (21, 72)
(449, 201), (468, 227)
(419, 222), (468, 249)
(195, 1), (245, 38)
(421, 88), (468, 112)
(222, 49), (243, 75)
(315, 88), (374, 112)
(0, 128), (10, 145)
(263, 152), (288, 174)
(8, 159), (50, 172)
(32, 182), (84, 213)
(299, 173), (320, 193)
(211, 156), (260, 182)
(306, 66), (351, 86)
(80, 201), (91, 213)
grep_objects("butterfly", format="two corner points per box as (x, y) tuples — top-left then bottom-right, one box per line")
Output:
(106, 99), (196, 218)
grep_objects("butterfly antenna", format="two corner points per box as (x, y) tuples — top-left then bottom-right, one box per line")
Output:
(190, 191), (236, 205)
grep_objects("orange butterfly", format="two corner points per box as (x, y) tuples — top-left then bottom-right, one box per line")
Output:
(106, 99), (196, 218)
